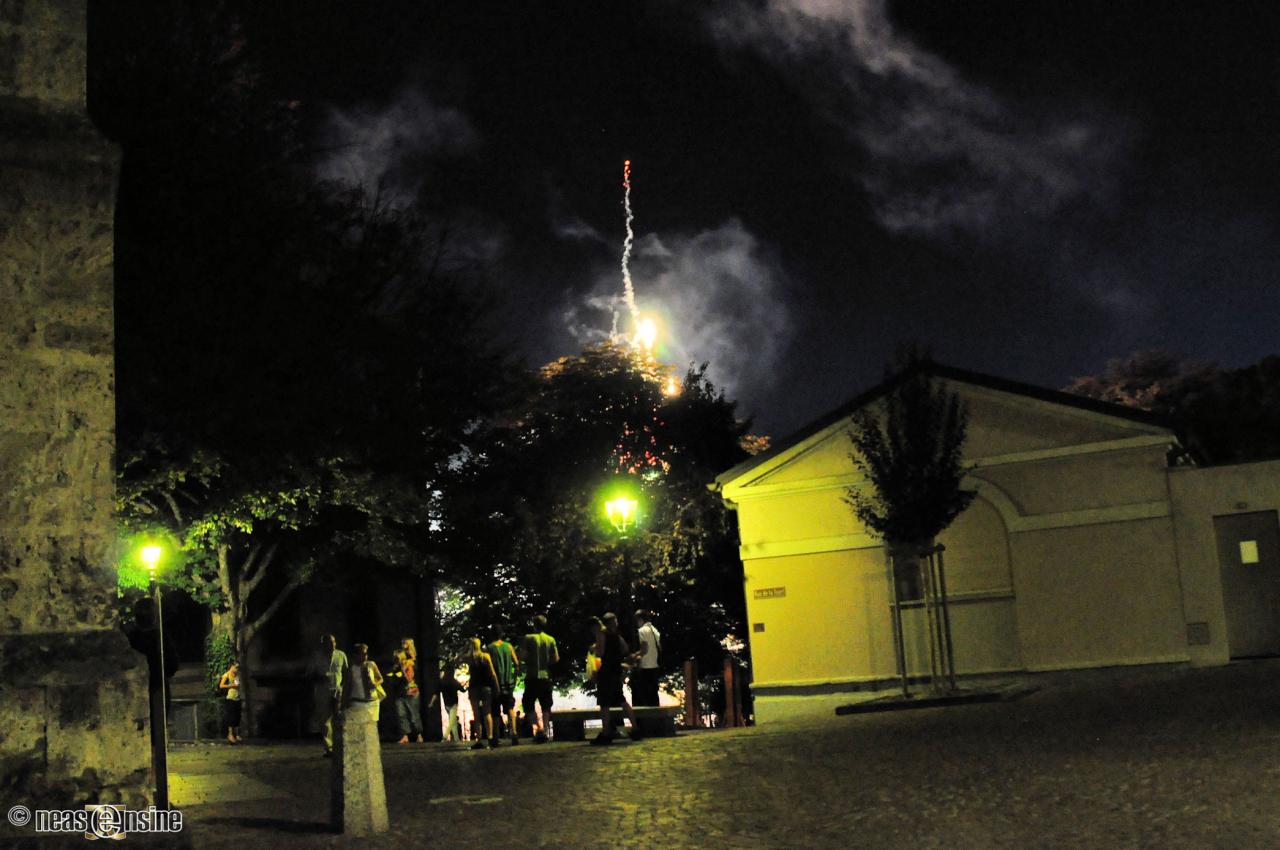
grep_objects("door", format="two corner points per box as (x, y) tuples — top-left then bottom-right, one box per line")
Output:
(1215, 511), (1280, 657)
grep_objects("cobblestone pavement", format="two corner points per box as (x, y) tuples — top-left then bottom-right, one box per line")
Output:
(8, 660), (1280, 849)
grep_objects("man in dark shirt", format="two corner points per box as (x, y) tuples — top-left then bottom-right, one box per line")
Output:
(429, 663), (464, 742)
(124, 597), (179, 715)
(518, 615), (559, 743)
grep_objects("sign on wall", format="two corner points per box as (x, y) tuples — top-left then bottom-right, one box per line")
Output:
(753, 586), (786, 600)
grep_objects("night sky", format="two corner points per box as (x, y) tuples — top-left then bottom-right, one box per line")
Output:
(230, 1), (1278, 437)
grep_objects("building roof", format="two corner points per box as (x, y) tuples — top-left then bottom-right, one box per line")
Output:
(715, 361), (1176, 488)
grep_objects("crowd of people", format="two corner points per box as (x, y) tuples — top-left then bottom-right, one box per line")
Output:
(271, 610), (663, 752)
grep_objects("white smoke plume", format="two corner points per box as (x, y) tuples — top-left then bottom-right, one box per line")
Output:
(619, 161), (640, 326)
(562, 218), (793, 414)
(708, 0), (1130, 240)
(316, 88), (478, 204)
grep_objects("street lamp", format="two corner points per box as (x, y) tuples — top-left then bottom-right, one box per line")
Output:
(604, 496), (638, 537)
(141, 543), (169, 809)
(604, 494), (639, 618)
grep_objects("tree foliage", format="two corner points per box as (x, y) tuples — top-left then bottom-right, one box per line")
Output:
(444, 343), (752, 683)
(95, 4), (509, 693)
(1065, 350), (1280, 464)
(846, 353), (975, 544)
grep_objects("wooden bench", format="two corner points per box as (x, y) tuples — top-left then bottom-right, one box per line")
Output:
(549, 706), (682, 741)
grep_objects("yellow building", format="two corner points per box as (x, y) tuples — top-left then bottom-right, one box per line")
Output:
(714, 365), (1280, 718)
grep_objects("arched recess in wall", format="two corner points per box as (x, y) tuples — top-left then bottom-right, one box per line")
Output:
(962, 475), (1022, 529)
(937, 477), (1018, 595)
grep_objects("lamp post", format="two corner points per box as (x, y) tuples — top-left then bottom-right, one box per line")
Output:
(604, 496), (639, 617)
(141, 544), (169, 809)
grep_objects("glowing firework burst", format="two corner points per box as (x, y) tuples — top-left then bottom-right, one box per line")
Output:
(635, 316), (657, 352)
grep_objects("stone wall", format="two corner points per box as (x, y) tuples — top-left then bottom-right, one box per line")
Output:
(0, 0), (150, 808)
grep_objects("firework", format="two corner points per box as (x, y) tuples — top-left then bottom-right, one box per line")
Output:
(619, 159), (639, 325)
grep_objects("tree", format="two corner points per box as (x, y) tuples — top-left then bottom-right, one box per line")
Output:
(1065, 351), (1280, 463)
(95, 5), (510, 732)
(443, 342), (754, 689)
(846, 351), (975, 694)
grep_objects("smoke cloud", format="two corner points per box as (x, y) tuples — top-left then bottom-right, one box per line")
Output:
(708, 0), (1131, 241)
(562, 218), (793, 417)
(316, 88), (478, 204)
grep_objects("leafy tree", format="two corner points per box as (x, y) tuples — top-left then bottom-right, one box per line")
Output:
(444, 343), (753, 688)
(846, 350), (975, 693)
(846, 354), (975, 544)
(95, 5), (510, 730)
(1065, 350), (1280, 463)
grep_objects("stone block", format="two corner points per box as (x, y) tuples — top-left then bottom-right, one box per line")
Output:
(0, 0), (86, 107)
(0, 533), (117, 634)
(0, 630), (150, 808)
(0, 0), (149, 811)
(331, 702), (388, 836)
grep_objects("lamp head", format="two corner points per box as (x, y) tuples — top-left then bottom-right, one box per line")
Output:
(605, 496), (638, 534)
(140, 544), (162, 572)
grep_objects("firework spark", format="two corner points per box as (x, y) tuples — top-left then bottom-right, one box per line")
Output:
(619, 159), (639, 325)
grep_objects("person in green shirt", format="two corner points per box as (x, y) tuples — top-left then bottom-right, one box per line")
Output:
(486, 626), (521, 744)
(519, 615), (560, 743)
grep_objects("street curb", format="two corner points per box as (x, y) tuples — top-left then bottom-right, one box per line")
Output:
(834, 685), (1039, 715)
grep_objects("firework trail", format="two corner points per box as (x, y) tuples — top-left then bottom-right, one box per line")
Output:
(620, 159), (639, 324)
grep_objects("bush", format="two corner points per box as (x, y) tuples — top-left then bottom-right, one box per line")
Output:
(205, 632), (235, 697)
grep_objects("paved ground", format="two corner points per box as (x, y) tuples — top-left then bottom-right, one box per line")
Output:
(7, 659), (1280, 848)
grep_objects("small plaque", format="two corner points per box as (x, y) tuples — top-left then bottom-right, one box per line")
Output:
(752, 623), (765, 633)
(753, 586), (786, 600)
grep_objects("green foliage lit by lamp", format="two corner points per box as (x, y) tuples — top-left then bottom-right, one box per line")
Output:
(445, 342), (755, 688)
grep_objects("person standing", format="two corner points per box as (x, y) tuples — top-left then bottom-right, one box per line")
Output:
(631, 610), (662, 707)
(486, 627), (521, 745)
(390, 647), (423, 744)
(342, 643), (385, 717)
(519, 615), (560, 743)
(429, 661), (464, 742)
(591, 613), (638, 745)
(125, 597), (179, 716)
(458, 638), (500, 749)
(321, 634), (349, 757)
(218, 660), (243, 744)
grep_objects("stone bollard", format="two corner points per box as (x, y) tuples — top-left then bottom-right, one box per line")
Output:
(330, 701), (389, 835)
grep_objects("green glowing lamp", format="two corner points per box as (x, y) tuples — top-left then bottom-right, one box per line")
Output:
(140, 544), (162, 573)
(605, 496), (638, 535)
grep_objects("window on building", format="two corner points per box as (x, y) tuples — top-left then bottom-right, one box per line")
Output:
(1240, 540), (1260, 564)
